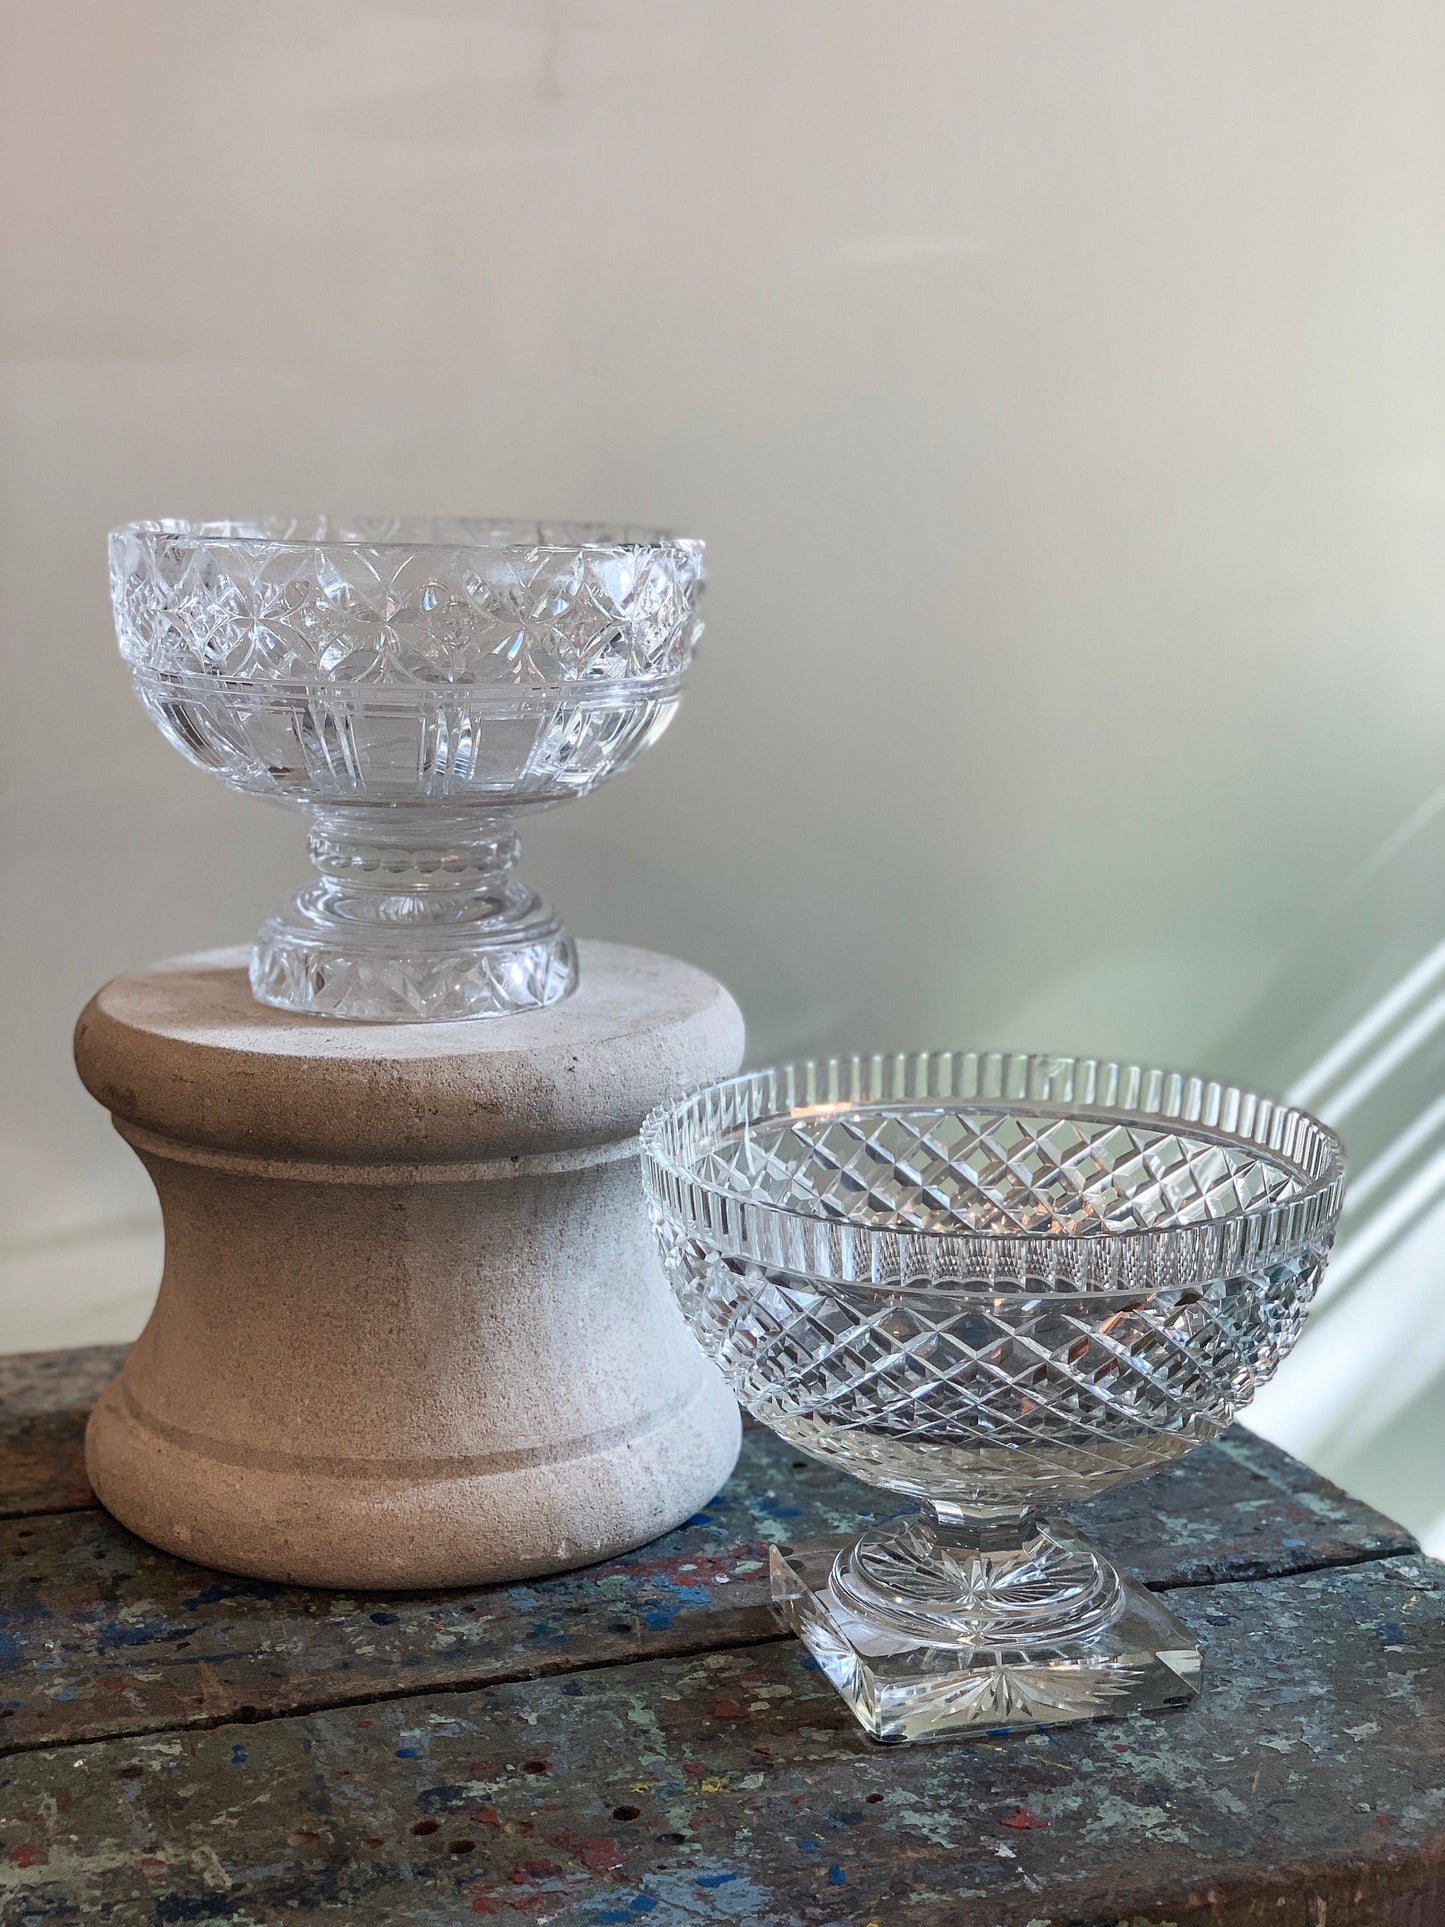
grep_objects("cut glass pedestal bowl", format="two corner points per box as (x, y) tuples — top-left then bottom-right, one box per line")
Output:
(109, 518), (704, 1020)
(641, 1052), (1345, 1743)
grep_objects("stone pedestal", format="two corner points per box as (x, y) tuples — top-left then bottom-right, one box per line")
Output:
(73, 941), (743, 1590)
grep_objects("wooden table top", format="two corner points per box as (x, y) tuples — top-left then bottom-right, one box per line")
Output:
(0, 1346), (1440, 1925)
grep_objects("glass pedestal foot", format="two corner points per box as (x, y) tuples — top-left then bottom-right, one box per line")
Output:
(250, 911), (577, 1022)
(247, 808), (579, 1021)
(770, 1533), (1202, 1744)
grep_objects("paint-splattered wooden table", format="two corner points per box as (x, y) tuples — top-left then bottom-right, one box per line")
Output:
(0, 1347), (1441, 1925)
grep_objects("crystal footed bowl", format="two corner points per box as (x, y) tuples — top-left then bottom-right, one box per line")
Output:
(641, 1051), (1345, 1742)
(110, 518), (704, 1020)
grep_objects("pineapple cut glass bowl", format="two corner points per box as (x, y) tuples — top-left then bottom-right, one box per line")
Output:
(109, 518), (704, 1020)
(641, 1051), (1345, 1743)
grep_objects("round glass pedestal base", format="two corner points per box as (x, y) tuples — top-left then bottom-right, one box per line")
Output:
(832, 1512), (1126, 1652)
(248, 806), (580, 1022)
(250, 913), (577, 1022)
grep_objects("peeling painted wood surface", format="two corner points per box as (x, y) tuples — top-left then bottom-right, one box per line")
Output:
(0, 1348), (124, 1517)
(2, 1556), (1442, 1926)
(0, 1348), (1437, 1924)
(0, 1418), (1415, 1756)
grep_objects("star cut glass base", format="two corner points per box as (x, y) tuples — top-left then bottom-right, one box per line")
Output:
(250, 887), (578, 1021)
(771, 1538), (1202, 1744)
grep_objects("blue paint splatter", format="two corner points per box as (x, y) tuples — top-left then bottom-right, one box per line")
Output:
(530, 1620), (573, 1645)
(630, 1899), (657, 1915)
(685, 1512), (715, 1528)
(797, 1838), (819, 1854)
(591, 1912), (632, 1924)
(0, 1633), (23, 1666)
(799, 1656), (822, 1672)
(395, 1746), (421, 1759)
(96, 1621), (199, 1652)
(370, 1611), (398, 1626)
(230, 1744), (248, 1765)
(696, 1872), (739, 1888)
(643, 1609), (676, 1631)
(827, 1865), (847, 1885)
(650, 1578), (710, 1607)
(754, 1495), (803, 1521)
(181, 1578), (284, 1609)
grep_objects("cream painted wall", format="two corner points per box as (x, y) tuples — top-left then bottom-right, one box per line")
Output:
(3, 1), (1444, 1541)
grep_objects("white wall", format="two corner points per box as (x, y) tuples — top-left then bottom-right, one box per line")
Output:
(3, 0), (1444, 1543)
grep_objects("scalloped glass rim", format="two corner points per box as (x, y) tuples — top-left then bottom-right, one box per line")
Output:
(110, 516), (703, 558)
(110, 516), (705, 700)
(640, 1050), (1346, 1294)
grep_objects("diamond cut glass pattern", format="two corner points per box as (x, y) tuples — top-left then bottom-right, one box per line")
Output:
(109, 520), (704, 1020)
(642, 1052), (1345, 1742)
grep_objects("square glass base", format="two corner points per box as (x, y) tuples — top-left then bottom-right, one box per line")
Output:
(770, 1543), (1202, 1743)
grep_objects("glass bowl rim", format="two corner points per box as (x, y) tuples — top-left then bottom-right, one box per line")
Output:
(640, 1049), (1346, 1282)
(109, 517), (705, 560)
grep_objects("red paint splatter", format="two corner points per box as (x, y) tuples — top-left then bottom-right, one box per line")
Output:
(471, 1901), (499, 1916)
(511, 1859), (564, 1884)
(507, 1896), (549, 1915)
(1000, 1807), (1049, 1832)
(579, 1838), (624, 1872)
(611, 1547), (763, 1591)
(713, 1697), (745, 1721)
(6, 1846), (39, 1869)
(683, 1762), (707, 1778)
(474, 1808), (502, 1828)
(471, 1760), (497, 1773)
(1113, 1744), (1129, 1754)
(138, 1856), (169, 1877)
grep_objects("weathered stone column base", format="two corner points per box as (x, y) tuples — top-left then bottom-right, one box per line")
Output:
(74, 941), (744, 1589)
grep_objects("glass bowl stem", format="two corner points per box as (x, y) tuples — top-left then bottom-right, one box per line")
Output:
(250, 803), (576, 1020)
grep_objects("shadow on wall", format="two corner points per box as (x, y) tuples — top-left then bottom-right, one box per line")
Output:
(1237, 784), (1445, 1554)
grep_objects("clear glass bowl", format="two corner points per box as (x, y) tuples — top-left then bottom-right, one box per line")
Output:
(642, 1051), (1345, 1741)
(110, 518), (704, 1020)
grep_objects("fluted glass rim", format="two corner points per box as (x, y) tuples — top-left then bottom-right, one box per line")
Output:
(640, 1050), (1347, 1295)
(109, 517), (704, 561)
